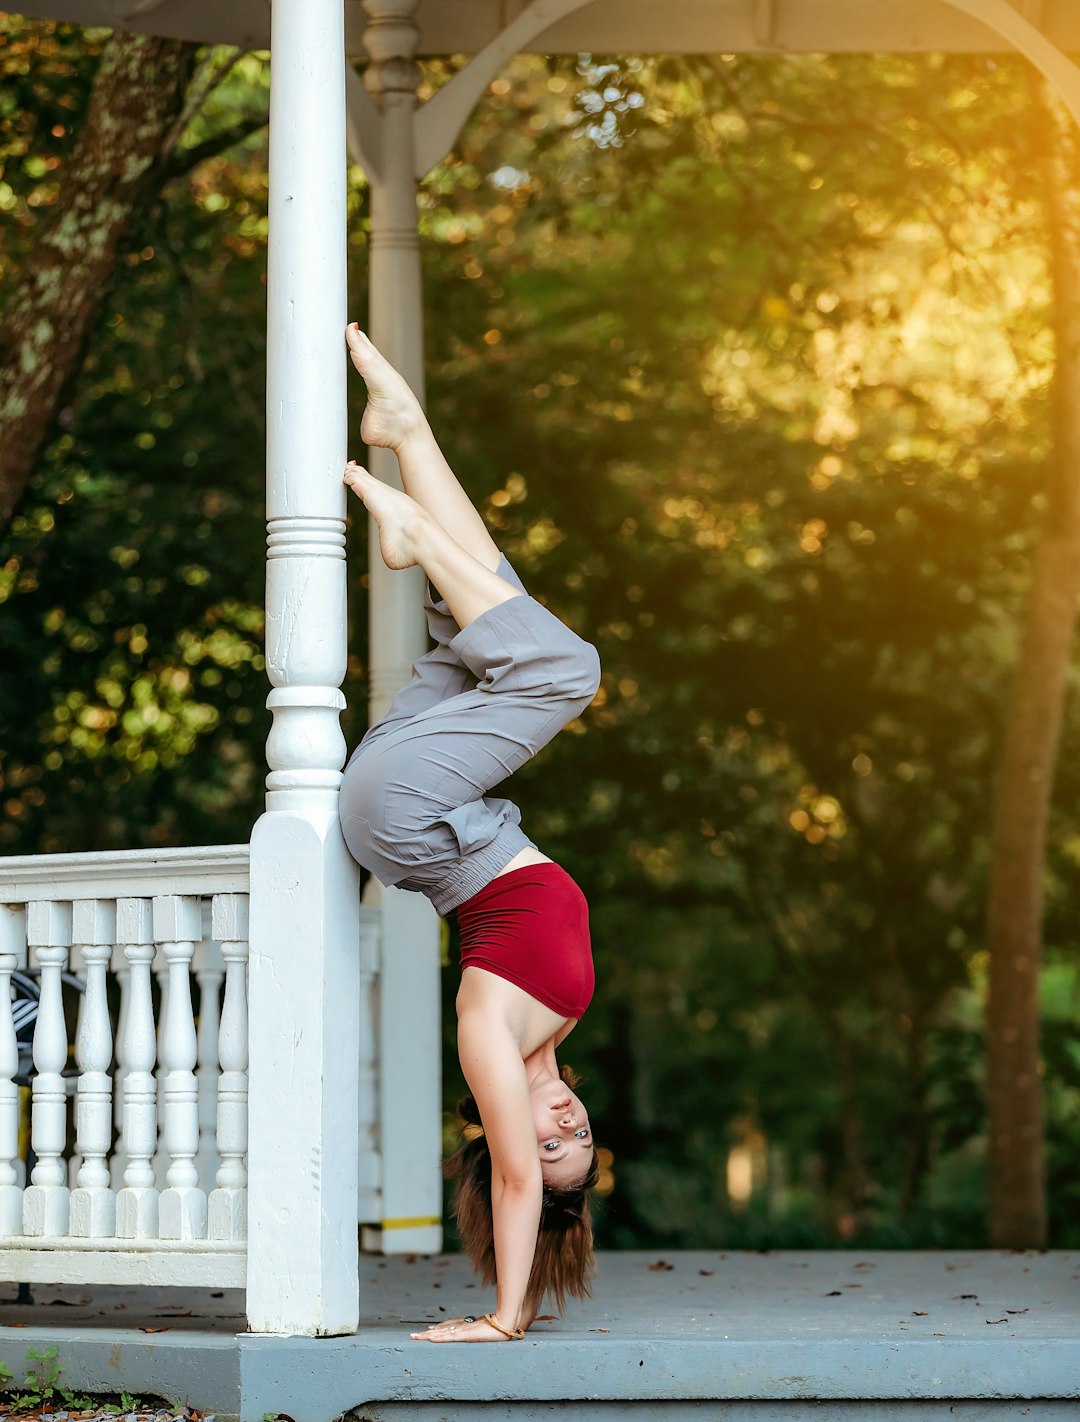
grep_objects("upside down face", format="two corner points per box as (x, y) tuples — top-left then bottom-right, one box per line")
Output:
(530, 1077), (594, 1188)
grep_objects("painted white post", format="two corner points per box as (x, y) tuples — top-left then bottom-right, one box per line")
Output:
(358, 0), (443, 1259)
(247, 0), (361, 1335)
(115, 897), (159, 1240)
(356, 914), (380, 1225)
(0, 906), (26, 1236)
(208, 894), (248, 1242)
(194, 930), (224, 1193)
(23, 899), (72, 1237)
(69, 898), (117, 1238)
(155, 894), (207, 1239)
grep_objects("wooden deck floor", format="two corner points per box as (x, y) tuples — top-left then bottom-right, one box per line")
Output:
(2, 1250), (1078, 1421)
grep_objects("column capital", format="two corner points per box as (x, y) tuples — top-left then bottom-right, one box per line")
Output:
(362, 0), (421, 101)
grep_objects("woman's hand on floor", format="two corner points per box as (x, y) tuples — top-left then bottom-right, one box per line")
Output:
(410, 1313), (524, 1342)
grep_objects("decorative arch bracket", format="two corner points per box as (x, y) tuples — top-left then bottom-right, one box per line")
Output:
(941, 0), (1080, 126)
(411, 0), (597, 179)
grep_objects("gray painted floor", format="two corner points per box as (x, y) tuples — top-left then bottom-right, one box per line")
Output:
(1, 1251), (1078, 1421)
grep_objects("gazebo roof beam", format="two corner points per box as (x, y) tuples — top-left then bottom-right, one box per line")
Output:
(10, 0), (1080, 56)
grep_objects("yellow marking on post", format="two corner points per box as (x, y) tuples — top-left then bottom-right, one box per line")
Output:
(379, 1216), (442, 1230)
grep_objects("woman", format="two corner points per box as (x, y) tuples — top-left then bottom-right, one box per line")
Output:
(338, 324), (601, 1344)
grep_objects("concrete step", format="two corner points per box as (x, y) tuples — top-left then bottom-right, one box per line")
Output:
(2, 1251), (1077, 1422)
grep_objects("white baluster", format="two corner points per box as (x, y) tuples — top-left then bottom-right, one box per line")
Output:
(23, 900), (73, 1236)
(209, 894), (248, 1241)
(152, 945), (170, 1187)
(67, 940), (85, 1188)
(110, 941), (129, 1189)
(155, 895), (206, 1239)
(115, 898), (158, 1239)
(357, 914), (381, 1226)
(194, 929), (224, 1192)
(69, 899), (117, 1237)
(0, 906), (27, 1235)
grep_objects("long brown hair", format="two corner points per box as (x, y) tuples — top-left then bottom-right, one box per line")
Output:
(445, 1064), (598, 1315)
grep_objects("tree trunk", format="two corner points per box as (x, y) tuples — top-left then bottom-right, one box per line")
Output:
(0, 30), (198, 533)
(829, 1011), (870, 1232)
(985, 89), (1080, 1248)
(898, 1020), (929, 1228)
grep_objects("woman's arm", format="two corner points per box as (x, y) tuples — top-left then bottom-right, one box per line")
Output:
(457, 1010), (542, 1332)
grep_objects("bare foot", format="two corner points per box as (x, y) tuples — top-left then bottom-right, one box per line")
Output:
(344, 324), (425, 452)
(343, 462), (427, 570)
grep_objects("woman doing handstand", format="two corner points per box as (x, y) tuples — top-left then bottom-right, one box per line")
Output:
(338, 324), (601, 1344)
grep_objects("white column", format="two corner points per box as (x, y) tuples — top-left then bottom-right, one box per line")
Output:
(23, 900), (72, 1237)
(358, 0), (443, 1259)
(69, 898), (117, 1238)
(155, 894), (207, 1240)
(0, 906), (26, 1236)
(356, 913), (380, 1225)
(247, 0), (361, 1336)
(208, 894), (248, 1242)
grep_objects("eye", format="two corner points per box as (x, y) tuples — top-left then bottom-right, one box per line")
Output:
(574, 1128), (589, 1139)
(543, 1140), (560, 1151)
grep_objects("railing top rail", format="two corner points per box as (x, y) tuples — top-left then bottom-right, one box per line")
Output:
(0, 844), (251, 903)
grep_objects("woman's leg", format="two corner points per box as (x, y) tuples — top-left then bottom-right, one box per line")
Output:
(344, 463), (521, 631)
(345, 324), (502, 575)
(340, 577), (601, 915)
(340, 468), (600, 911)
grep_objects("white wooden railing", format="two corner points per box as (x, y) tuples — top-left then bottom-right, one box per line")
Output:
(0, 845), (252, 1287)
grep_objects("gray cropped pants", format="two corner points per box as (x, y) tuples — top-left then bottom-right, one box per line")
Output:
(338, 556), (601, 917)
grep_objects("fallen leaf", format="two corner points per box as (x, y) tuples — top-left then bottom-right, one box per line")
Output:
(536, 1314), (557, 1321)
(648, 1260), (674, 1272)
(139, 1326), (168, 1333)
(932, 1331), (945, 1336)
(698, 1270), (715, 1277)
(589, 1327), (610, 1333)
(986, 1317), (1007, 1325)
(912, 1311), (928, 1317)
(824, 1290), (843, 1297)
(954, 1294), (979, 1300)
(842, 1283), (863, 1288)
(1005, 1308), (1029, 1315)
(853, 1262), (874, 1269)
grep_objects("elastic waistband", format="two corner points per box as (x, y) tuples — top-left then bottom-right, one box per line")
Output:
(429, 822), (535, 917)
